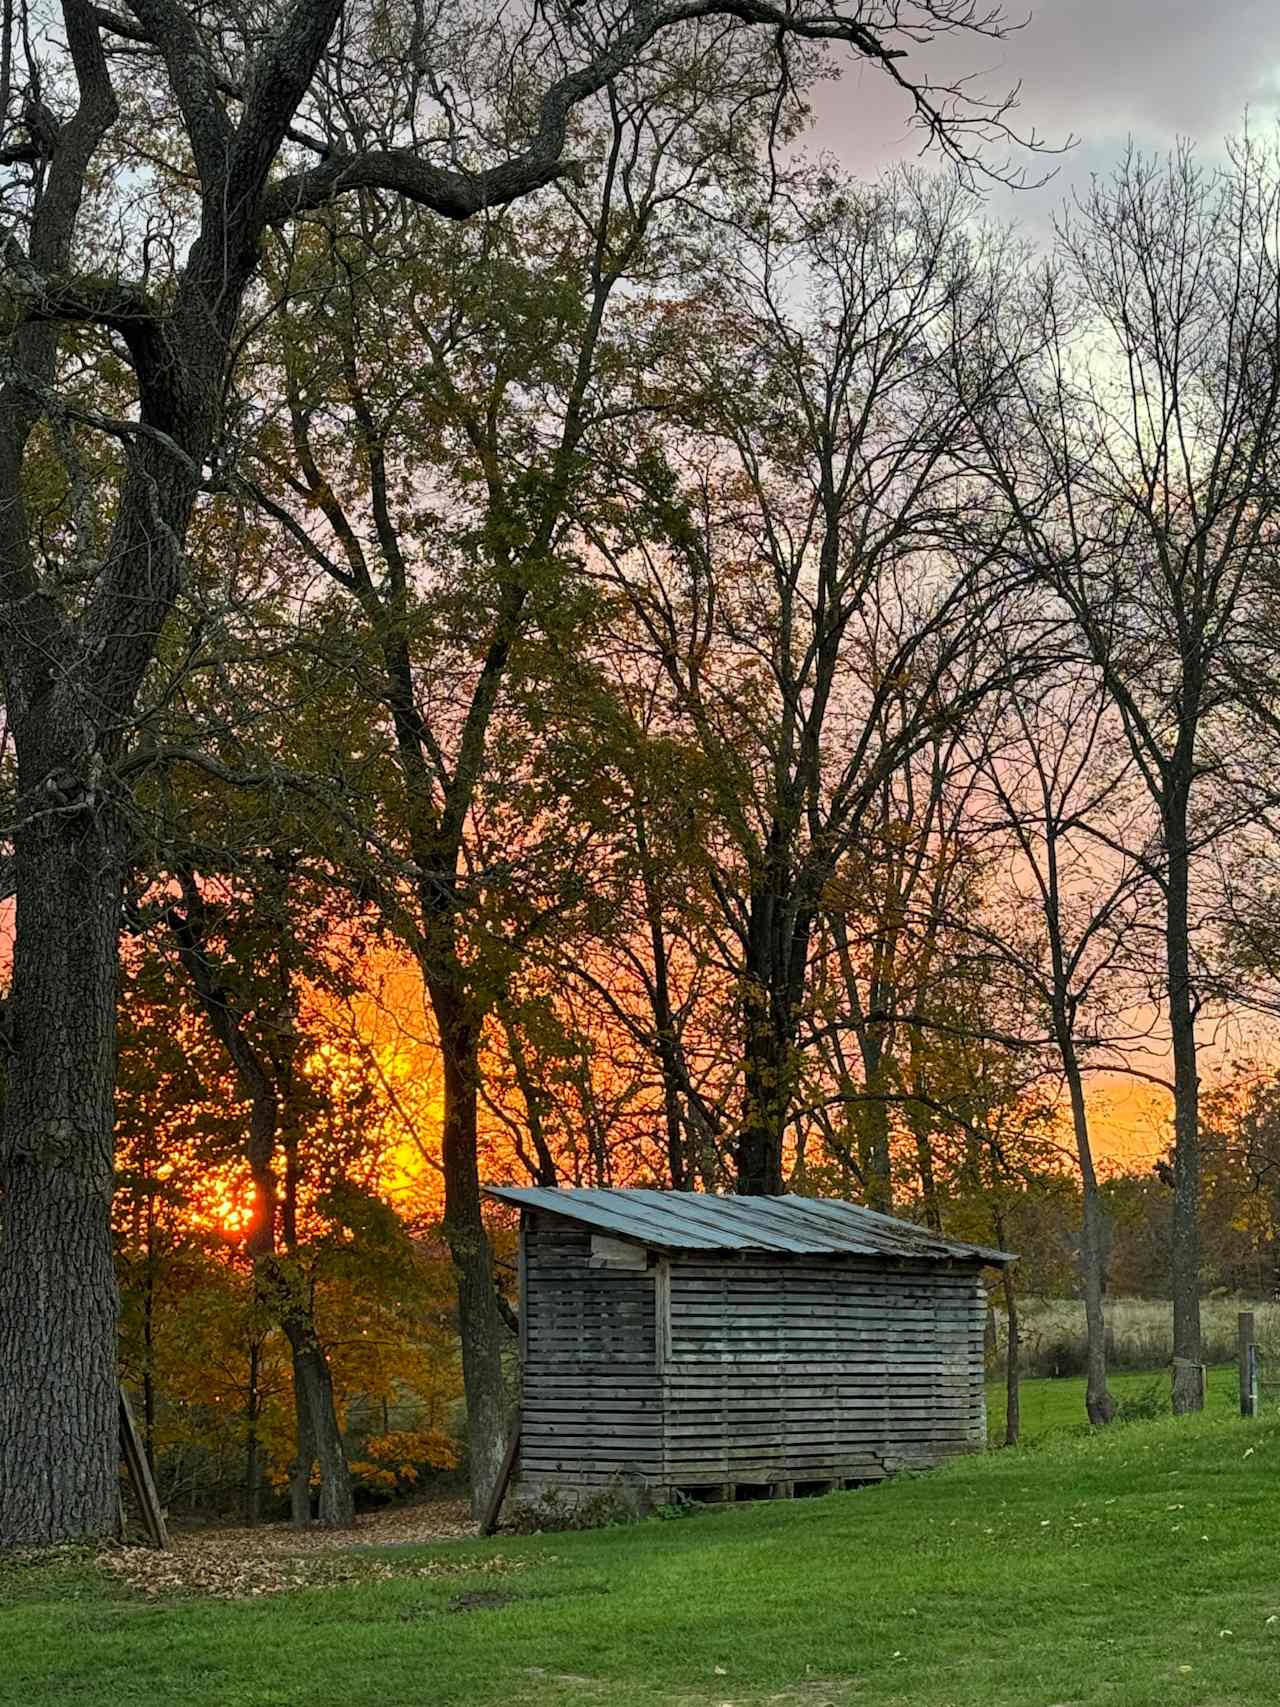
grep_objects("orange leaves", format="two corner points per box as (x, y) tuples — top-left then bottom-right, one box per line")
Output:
(348, 1428), (461, 1498)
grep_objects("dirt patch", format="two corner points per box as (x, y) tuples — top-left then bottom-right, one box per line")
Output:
(448, 1588), (524, 1613)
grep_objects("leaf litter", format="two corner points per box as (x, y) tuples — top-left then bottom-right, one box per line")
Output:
(97, 1498), (532, 1601)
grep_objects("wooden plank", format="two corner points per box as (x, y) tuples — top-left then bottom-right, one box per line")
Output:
(524, 1233), (988, 1492)
(655, 1257), (672, 1374)
(119, 1388), (167, 1550)
(518, 1215), (529, 1366)
(479, 1412), (521, 1536)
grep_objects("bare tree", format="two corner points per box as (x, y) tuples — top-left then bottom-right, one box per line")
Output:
(805, 715), (986, 1210)
(966, 659), (1158, 1423)
(965, 138), (1280, 1411)
(592, 168), (1031, 1192)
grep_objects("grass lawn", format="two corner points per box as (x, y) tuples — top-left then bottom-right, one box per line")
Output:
(987, 1362), (1242, 1442)
(3, 1377), (1279, 1707)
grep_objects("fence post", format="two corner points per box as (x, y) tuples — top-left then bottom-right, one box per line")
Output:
(1238, 1311), (1259, 1418)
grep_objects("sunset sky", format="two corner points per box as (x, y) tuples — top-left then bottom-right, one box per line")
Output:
(809, 0), (1280, 1170)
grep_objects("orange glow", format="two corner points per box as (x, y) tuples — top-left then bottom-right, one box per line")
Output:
(1085, 1076), (1173, 1170)
(210, 1186), (256, 1238)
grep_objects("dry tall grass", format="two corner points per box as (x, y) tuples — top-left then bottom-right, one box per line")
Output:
(992, 1296), (1280, 1378)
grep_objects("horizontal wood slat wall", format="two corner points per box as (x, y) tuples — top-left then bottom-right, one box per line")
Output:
(518, 1214), (662, 1493)
(514, 1208), (989, 1506)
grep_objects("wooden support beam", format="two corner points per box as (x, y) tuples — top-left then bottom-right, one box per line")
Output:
(119, 1388), (168, 1550)
(480, 1412), (521, 1537)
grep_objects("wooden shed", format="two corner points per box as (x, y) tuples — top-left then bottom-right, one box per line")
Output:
(486, 1187), (1015, 1509)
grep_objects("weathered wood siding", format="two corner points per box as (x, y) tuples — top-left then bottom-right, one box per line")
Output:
(660, 1255), (986, 1485)
(515, 1210), (988, 1502)
(517, 1211), (661, 1496)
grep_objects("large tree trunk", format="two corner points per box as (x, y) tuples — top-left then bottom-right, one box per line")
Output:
(284, 1318), (353, 1527)
(1166, 798), (1203, 1414)
(431, 982), (512, 1516)
(738, 987), (788, 1194)
(0, 812), (124, 1547)
(737, 858), (812, 1197)
(288, 1366), (317, 1527)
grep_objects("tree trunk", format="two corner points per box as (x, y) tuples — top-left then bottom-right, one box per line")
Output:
(276, 1089), (353, 1528)
(737, 861), (811, 1197)
(285, 1319), (353, 1527)
(1081, 1185), (1116, 1426)
(635, 803), (689, 1190)
(171, 901), (355, 1526)
(904, 1044), (943, 1233)
(245, 1340), (262, 1525)
(738, 999), (788, 1195)
(1002, 1265), (1020, 1448)
(1166, 799), (1203, 1414)
(289, 1361), (316, 1527)
(1060, 1037), (1116, 1425)
(859, 1050), (894, 1214)
(431, 982), (512, 1516)
(0, 811), (123, 1548)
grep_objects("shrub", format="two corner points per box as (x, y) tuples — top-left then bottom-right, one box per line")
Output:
(505, 1483), (645, 1534)
(346, 1427), (461, 1499)
(1111, 1381), (1169, 1423)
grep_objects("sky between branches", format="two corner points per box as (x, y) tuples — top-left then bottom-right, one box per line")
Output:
(808, 0), (1280, 1164)
(812, 0), (1280, 237)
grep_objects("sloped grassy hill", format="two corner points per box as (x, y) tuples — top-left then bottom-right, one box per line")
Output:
(3, 1392), (1278, 1707)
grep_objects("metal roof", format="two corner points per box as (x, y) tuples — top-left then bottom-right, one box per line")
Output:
(484, 1186), (1015, 1265)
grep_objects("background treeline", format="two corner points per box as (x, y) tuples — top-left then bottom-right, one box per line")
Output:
(7, 2), (1280, 1543)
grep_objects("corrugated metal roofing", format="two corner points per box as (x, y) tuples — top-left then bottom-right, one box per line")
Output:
(483, 1186), (1015, 1265)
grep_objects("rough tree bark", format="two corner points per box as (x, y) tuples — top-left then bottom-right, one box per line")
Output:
(737, 857), (815, 1195)
(432, 986), (512, 1515)
(0, 811), (124, 1543)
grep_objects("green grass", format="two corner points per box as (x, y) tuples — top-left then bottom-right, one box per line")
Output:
(4, 1380), (1279, 1707)
(987, 1362), (1241, 1442)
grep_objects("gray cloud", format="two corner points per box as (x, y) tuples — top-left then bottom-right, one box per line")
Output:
(805, 1), (1280, 234)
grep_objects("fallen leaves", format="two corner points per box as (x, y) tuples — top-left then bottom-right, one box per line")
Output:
(98, 1540), (531, 1601)
(97, 1500), (527, 1602)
